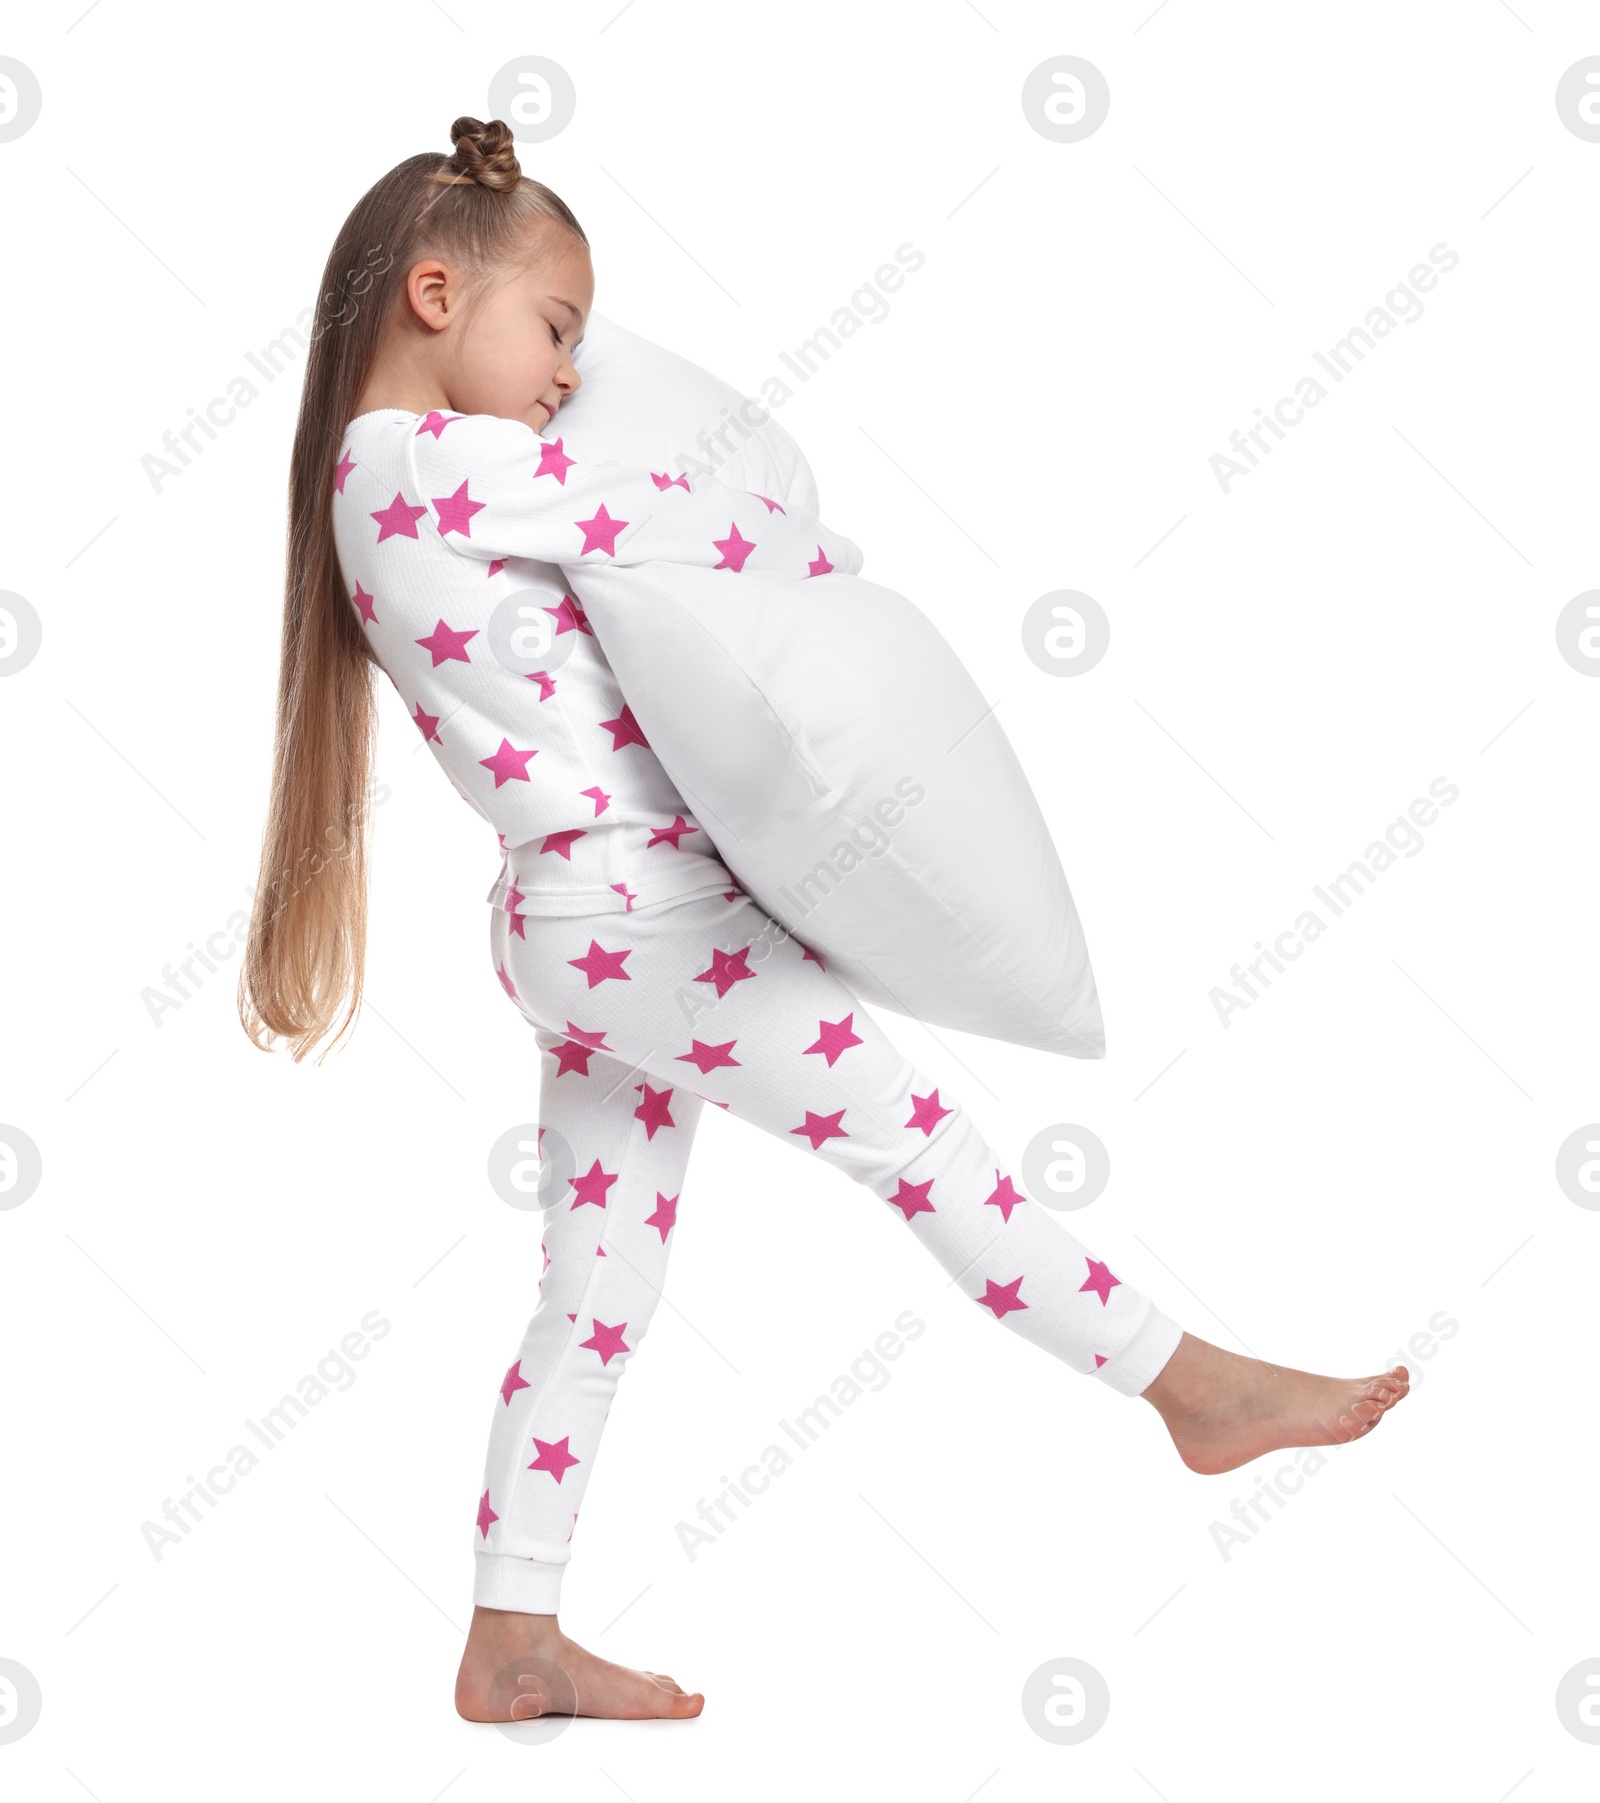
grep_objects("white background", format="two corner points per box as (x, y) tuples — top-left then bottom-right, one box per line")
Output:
(2, 2), (1596, 1796)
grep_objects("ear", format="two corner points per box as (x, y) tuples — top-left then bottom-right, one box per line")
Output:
(404, 259), (457, 333)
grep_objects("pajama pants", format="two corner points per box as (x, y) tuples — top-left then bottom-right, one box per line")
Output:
(473, 883), (1185, 1614)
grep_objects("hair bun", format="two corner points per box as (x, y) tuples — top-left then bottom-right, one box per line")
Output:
(447, 116), (522, 192)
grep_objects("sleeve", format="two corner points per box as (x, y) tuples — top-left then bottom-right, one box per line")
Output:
(404, 410), (862, 580)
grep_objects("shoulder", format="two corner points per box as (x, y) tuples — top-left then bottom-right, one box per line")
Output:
(409, 412), (587, 528)
(410, 410), (547, 474)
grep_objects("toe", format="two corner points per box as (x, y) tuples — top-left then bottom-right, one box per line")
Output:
(1333, 1398), (1382, 1438)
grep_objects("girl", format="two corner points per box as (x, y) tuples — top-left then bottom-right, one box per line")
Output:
(238, 116), (1410, 1724)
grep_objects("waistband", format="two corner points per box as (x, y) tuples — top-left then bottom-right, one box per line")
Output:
(486, 845), (740, 917)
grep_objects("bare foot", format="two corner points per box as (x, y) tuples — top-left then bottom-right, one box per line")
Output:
(454, 1605), (704, 1722)
(1140, 1332), (1410, 1475)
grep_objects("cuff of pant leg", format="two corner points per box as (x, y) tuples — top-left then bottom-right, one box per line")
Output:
(474, 1550), (568, 1615)
(1095, 1302), (1184, 1398)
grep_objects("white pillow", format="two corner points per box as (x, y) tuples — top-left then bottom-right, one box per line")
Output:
(568, 312), (820, 513)
(552, 315), (1106, 1059)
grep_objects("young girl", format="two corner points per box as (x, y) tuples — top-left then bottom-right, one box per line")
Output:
(239, 115), (1410, 1724)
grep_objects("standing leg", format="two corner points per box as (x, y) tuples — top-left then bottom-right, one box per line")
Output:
(472, 1021), (703, 1615)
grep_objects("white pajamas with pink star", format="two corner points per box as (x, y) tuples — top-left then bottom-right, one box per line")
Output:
(473, 887), (1183, 1612)
(331, 406), (1184, 1617)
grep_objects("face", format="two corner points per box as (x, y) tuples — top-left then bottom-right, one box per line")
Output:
(427, 224), (594, 434)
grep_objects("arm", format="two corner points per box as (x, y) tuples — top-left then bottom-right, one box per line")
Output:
(404, 410), (861, 580)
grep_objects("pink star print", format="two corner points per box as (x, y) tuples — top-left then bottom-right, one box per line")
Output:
(749, 492), (786, 514)
(695, 945), (755, 998)
(562, 1022), (612, 1051)
(580, 785), (612, 816)
(412, 704), (441, 744)
(633, 1083), (677, 1139)
(500, 1360), (531, 1405)
(712, 523), (757, 571)
(581, 1318), (631, 1366)
(537, 438), (576, 484)
(545, 595), (593, 636)
(526, 670), (556, 701)
(647, 815), (699, 850)
(792, 1108), (848, 1150)
(350, 584), (378, 626)
(433, 479), (486, 538)
(569, 1159), (617, 1210)
(334, 450), (357, 494)
(652, 470), (690, 492)
(676, 1038), (741, 1074)
(415, 619), (478, 666)
(576, 503), (628, 555)
(480, 739), (538, 786)
(529, 1436), (580, 1483)
(809, 547), (835, 577)
(372, 491), (427, 543)
(976, 1276), (1028, 1319)
(985, 1173), (1025, 1222)
(886, 1177), (936, 1221)
(569, 939), (631, 986)
(476, 1490), (499, 1538)
(495, 964), (517, 1000)
(416, 410), (462, 439)
(541, 829), (587, 859)
(805, 1013), (863, 1066)
(905, 1089), (953, 1135)
(644, 1191), (679, 1242)
(549, 1038), (598, 1077)
(600, 706), (650, 752)
(1080, 1258), (1121, 1306)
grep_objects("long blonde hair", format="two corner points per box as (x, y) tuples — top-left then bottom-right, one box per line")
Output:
(237, 116), (587, 1063)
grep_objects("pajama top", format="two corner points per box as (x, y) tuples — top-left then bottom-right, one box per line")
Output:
(330, 408), (856, 916)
